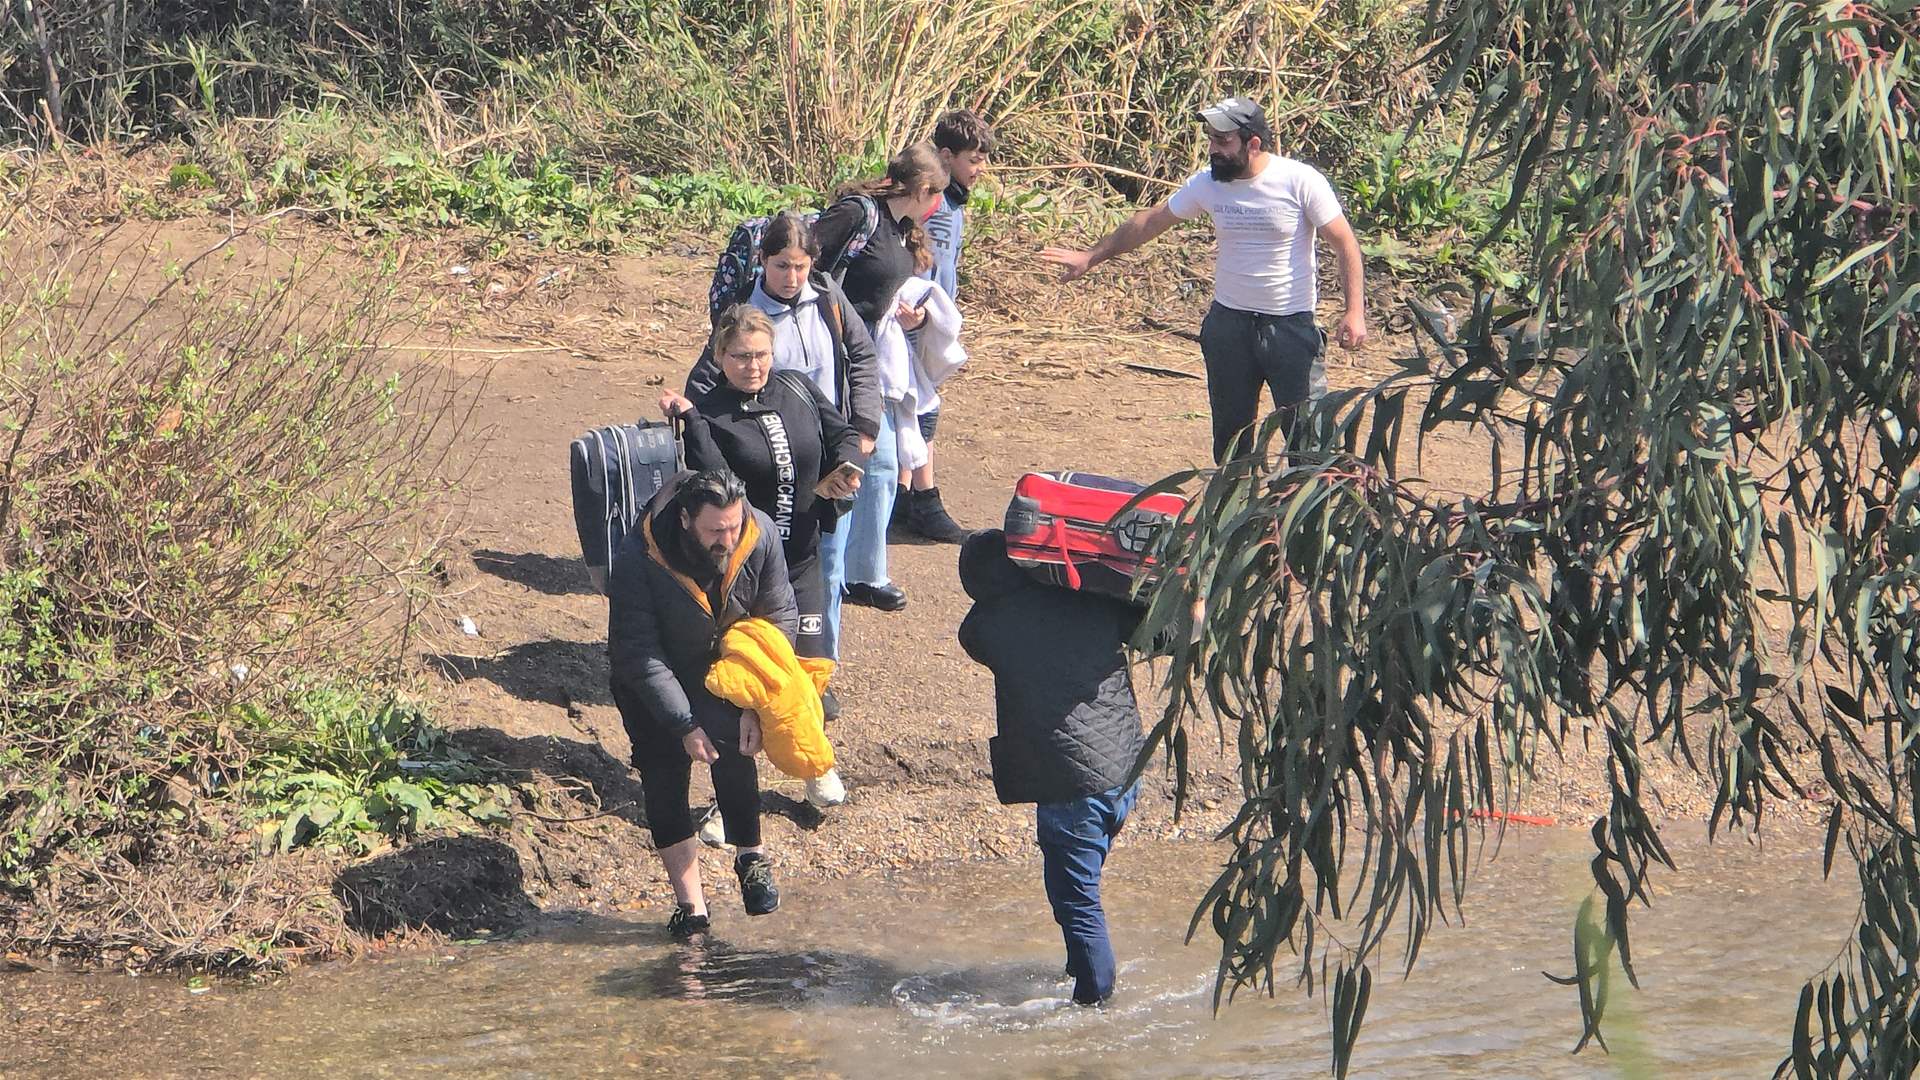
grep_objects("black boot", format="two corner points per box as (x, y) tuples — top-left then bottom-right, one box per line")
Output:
(907, 487), (969, 544)
(888, 486), (912, 540)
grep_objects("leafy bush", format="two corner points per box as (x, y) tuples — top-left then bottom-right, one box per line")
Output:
(238, 687), (513, 856)
(0, 224), (475, 897)
(1345, 133), (1529, 288)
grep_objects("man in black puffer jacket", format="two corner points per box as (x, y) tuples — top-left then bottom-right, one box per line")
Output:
(957, 529), (1145, 1006)
(609, 468), (797, 937)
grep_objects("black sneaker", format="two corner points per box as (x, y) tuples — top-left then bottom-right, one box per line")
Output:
(907, 487), (970, 544)
(822, 689), (842, 724)
(844, 581), (908, 612)
(667, 903), (710, 940)
(735, 852), (780, 916)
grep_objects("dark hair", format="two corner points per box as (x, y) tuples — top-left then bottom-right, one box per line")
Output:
(678, 468), (748, 515)
(834, 143), (948, 273)
(1238, 118), (1276, 154)
(758, 210), (820, 261)
(932, 109), (997, 156)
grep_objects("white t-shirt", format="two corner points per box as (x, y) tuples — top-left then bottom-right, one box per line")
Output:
(1166, 156), (1344, 316)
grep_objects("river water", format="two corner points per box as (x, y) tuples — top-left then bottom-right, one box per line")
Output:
(3, 825), (1855, 1079)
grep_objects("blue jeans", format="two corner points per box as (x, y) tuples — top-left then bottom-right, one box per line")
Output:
(818, 523), (847, 660)
(843, 407), (898, 587)
(818, 408), (898, 657)
(1036, 781), (1139, 1005)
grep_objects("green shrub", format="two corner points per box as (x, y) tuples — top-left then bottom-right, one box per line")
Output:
(237, 687), (513, 856)
(0, 225), (475, 896)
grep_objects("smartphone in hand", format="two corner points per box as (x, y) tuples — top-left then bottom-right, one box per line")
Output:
(814, 460), (864, 499)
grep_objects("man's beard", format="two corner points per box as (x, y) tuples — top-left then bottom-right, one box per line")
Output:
(678, 531), (732, 577)
(1209, 148), (1251, 181)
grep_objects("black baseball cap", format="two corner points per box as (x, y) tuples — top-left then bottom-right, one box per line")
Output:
(1198, 96), (1268, 134)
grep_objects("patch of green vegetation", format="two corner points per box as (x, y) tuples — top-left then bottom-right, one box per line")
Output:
(167, 162), (216, 192)
(236, 686), (514, 855)
(1344, 133), (1533, 289)
(262, 142), (817, 248)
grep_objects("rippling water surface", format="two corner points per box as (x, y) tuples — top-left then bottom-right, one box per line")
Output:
(8, 825), (1853, 1078)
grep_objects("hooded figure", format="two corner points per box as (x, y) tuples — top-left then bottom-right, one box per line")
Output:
(957, 530), (1145, 804)
(956, 529), (1145, 1005)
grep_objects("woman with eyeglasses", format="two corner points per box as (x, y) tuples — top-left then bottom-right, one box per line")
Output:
(661, 303), (864, 806)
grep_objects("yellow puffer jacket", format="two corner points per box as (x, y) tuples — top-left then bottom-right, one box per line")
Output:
(704, 617), (836, 780)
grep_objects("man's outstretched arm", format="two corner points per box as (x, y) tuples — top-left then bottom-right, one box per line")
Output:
(1040, 202), (1183, 281)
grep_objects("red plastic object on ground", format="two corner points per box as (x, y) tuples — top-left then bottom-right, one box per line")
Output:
(1002, 471), (1187, 603)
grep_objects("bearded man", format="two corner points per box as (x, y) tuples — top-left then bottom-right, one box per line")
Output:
(1041, 97), (1370, 463)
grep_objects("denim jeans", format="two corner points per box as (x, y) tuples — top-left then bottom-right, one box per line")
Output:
(1036, 780), (1140, 1005)
(818, 524), (847, 660)
(842, 407), (898, 587)
(818, 408), (898, 656)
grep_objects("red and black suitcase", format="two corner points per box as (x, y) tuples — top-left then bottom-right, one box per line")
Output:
(1002, 471), (1186, 602)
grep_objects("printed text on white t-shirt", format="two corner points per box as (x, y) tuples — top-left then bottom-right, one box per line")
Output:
(1166, 156), (1344, 317)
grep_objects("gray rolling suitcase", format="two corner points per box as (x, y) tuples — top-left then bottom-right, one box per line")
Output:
(569, 419), (681, 585)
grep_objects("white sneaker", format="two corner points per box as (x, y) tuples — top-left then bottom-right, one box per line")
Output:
(697, 813), (728, 848)
(805, 769), (847, 808)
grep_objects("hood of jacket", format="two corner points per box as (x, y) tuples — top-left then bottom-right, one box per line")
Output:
(641, 475), (762, 614)
(752, 271), (828, 312)
(959, 529), (1029, 603)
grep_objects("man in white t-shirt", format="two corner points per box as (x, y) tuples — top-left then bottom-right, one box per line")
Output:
(1042, 97), (1369, 462)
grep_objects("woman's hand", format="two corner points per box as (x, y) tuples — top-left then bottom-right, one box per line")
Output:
(817, 468), (861, 501)
(859, 434), (877, 457)
(895, 299), (927, 330)
(682, 727), (720, 763)
(658, 390), (694, 419)
(738, 709), (763, 756)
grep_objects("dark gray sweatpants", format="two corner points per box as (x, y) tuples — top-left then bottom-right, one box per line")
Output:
(1198, 302), (1326, 463)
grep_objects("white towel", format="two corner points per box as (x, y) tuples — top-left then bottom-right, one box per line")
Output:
(872, 277), (966, 473)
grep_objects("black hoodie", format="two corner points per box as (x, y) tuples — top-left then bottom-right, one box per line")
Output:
(957, 530), (1146, 805)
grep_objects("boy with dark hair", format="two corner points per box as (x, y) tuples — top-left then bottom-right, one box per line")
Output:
(895, 109), (997, 544)
(957, 529), (1145, 1006)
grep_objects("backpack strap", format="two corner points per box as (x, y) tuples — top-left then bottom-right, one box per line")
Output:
(819, 289), (844, 339)
(771, 368), (816, 400)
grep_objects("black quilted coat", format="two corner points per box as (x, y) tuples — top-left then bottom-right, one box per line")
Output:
(957, 530), (1146, 805)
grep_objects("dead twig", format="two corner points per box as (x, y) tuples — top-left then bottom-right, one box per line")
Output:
(1121, 361), (1205, 380)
